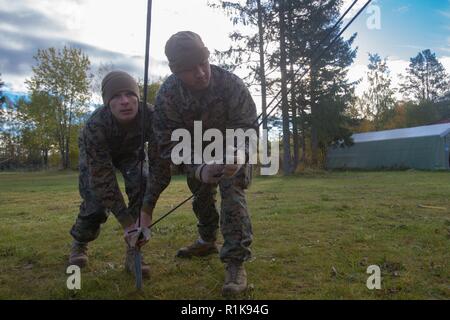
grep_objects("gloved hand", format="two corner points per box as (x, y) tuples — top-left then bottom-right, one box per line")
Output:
(124, 223), (151, 248)
(195, 163), (225, 184)
(222, 163), (242, 178)
(222, 153), (244, 178)
(124, 226), (151, 248)
(136, 207), (153, 247)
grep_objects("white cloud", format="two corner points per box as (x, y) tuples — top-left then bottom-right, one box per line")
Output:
(347, 63), (368, 96)
(387, 59), (410, 97)
(0, 0), (240, 91)
(43, 0), (236, 70)
(394, 6), (410, 14)
(440, 56), (450, 73)
(438, 9), (450, 19)
(440, 37), (450, 53)
(347, 58), (409, 99)
(0, 33), (28, 51)
(2, 74), (29, 93)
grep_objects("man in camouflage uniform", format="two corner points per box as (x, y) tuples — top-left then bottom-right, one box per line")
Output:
(152, 31), (257, 295)
(69, 71), (170, 278)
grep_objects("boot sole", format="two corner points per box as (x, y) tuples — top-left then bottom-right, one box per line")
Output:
(222, 285), (248, 297)
(68, 258), (88, 268)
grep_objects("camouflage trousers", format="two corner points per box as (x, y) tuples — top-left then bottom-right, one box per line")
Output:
(70, 158), (146, 243)
(186, 164), (253, 263)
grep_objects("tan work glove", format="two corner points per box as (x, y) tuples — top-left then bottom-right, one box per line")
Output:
(195, 163), (225, 184)
(123, 208), (152, 248)
(222, 163), (242, 178)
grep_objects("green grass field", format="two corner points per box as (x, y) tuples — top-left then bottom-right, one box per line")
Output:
(0, 170), (449, 300)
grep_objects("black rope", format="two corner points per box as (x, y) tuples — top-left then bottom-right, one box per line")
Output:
(148, 0), (371, 229)
(150, 193), (195, 228)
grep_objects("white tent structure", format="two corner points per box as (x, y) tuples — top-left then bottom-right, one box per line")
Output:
(326, 123), (450, 170)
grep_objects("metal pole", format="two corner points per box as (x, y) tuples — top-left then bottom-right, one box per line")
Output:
(135, 0), (153, 291)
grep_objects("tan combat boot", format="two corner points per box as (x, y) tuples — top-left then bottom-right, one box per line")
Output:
(176, 239), (219, 258)
(69, 240), (89, 268)
(222, 261), (247, 296)
(125, 247), (150, 279)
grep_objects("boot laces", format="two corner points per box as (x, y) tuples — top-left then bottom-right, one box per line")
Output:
(227, 263), (241, 282)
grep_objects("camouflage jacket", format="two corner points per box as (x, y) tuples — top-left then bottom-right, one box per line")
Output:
(78, 104), (170, 227)
(153, 65), (258, 177)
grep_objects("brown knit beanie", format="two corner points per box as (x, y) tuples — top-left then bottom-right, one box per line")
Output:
(101, 70), (140, 106)
(165, 31), (210, 73)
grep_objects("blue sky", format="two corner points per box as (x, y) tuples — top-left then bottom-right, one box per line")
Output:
(343, 0), (450, 97)
(344, 0), (450, 64)
(0, 0), (449, 102)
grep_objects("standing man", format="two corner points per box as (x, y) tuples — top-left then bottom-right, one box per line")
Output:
(69, 71), (170, 278)
(153, 31), (257, 295)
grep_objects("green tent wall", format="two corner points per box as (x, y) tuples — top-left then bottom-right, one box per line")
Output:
(326, 123), (450, 170)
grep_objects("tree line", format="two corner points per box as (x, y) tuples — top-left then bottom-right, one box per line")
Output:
(1, 0), (450, 172)
(0, 49), (161, 170)
(353, 51), (450, 132)
(209, 0), (450, 174)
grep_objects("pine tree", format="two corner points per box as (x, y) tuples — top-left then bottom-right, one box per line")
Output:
(401, 49), (449, 102)
(288, 0), (358, 165)
(361, 53), (396, 129)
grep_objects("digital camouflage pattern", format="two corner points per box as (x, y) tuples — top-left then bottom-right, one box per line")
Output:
(70, 104), (171, 243)
(153, 65), (257, 263)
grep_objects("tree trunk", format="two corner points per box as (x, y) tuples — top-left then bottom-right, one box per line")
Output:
(64, 100), (74, 169)
(425, 61), (430, 101)
(311, 122), (318, 166)
(257, 0), (268, 139)
(300, 106), (307, 164)
(65, 135), (70, 169)
(56, 101), (66, 169)
(278, 0), (292, 175)
(310, 66), (319, 166)
(292, 105), (299, 169)
(42, 149), (48, 169)
(287, 2), (299, 171)
(59, 142), (65, 169)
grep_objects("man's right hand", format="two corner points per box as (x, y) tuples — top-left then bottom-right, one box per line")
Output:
(124, 224), (151, 248)
(135, 208), (153, 247)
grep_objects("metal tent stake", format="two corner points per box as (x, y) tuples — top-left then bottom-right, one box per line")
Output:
(134, 248), (143, 290)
